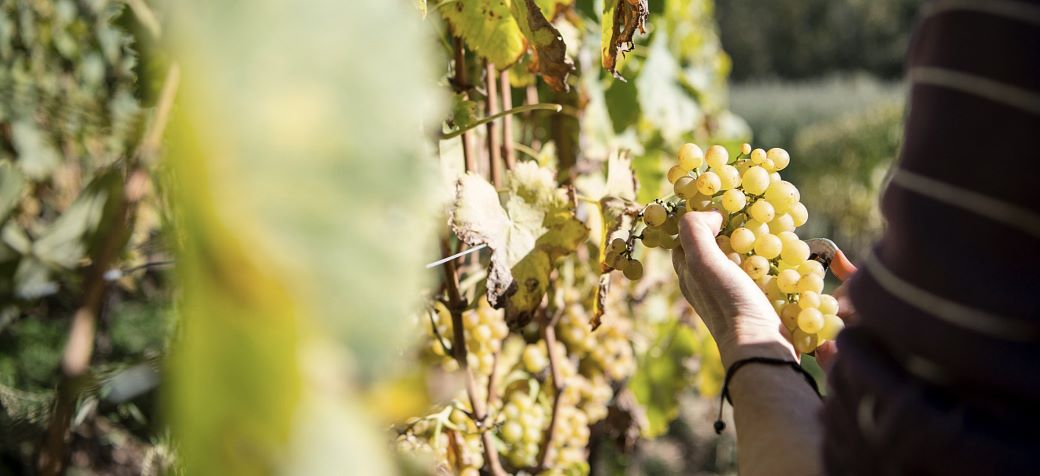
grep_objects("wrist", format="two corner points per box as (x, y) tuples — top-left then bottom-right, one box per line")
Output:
(717, 326), (797, 368)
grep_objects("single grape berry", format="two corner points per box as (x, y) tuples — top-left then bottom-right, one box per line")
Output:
(750, 148), (767, 164)
(798, 291), (821, 309)
(819, 314), (844, 340)
(796, 273), (825, 294)
(768, 213), (795, 233)
(609, 237), (627, 253)
(667, 165), (687, 184)
(753, 233), (783, 260)
(674, 176), (697, 199)
(705, 145), (729, 169)
(721, 189), (747, 213)
(777, 269), (801, 294)
(797, 308), (824, 334)
(730, 228), (756, 254)
(819, 294), (839, 315)
(798, 260), (825, 277)
(742, 255), (769, 280)
(764, 180), (800, 213)
(678, 143), (705, 171)
(643, 203), (668, 227)
(781, 239), (810, 265)
(748, 200), (776, 223)
(767, 148), (791, 171)
(623, 259), (644, 280)
(696, 171), (722, 196)
(789, 202), (809, 227)
(742, 166), (770, 195)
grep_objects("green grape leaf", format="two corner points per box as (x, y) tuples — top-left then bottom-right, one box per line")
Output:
(636, 31), (702, 144)
(510, 0), (574, 92)
(0, 161), (24, 222)
(13, 257), (58, 299)
(629, 321), (699, 438)
(33, 169), (122, 269)
(440, 0), (526, 68)
(450, 93), (480, 130)
(601, 0), (648, 79)
(604, 74), (640, 133)
(10, 121), (60, 180)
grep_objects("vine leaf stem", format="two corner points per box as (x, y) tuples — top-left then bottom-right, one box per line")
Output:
(442, 104), (563, 140)
(439, 237), (506, 476)
(536, 307), (566, 471)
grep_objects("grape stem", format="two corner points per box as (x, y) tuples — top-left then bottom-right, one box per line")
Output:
(439, 237), (507, 476)
(535, 307), (566, 471)
(426, 303), (453, 356)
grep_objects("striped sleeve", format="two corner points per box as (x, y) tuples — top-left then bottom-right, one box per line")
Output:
(822, 1), (1040, 474)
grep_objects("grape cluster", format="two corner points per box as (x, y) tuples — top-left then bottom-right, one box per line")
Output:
(498, 390), (549, 468)
(624, 143), (844, 353)
(556, 305), (636, 382)
(427, 298), (510, 375)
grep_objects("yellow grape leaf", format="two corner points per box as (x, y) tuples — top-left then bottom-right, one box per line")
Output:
(590, 154), (639, 328)
(511, 0), (574, 92)
(505, 208), (586, 325)
(601, 0), (648, 78)
(452, 164), (586, 327)
(605, 151), (637, 201)
(452, 173), (545, 307)
(440, 0), (526, 68)
(534, 0), (573, 19)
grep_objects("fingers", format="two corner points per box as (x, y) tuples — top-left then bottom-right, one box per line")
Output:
(830, 248), (858, 282)
(832, 282), (858, 324)
(676, 210), (728, 270)
(815, 340), (838, 374)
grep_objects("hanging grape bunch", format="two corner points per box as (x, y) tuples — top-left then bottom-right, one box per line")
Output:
(604, 143), (844, 354)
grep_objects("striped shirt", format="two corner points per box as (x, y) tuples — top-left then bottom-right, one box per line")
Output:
(822, 1), (1040, 474)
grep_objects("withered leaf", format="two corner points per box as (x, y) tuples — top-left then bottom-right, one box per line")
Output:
(601, 0), (648, 79)
(511, 0), (575, 92)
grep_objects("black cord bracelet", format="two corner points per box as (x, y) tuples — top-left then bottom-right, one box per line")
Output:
(714, 356), (822, 434)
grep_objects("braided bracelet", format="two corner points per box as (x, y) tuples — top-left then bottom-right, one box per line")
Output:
(714, 356), (822, 434)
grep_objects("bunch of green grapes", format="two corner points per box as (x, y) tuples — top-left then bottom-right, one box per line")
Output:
(498, 389), (549, 468)
(541, 404), (591, 475)
(447, 407), (486, 475)
(618, 143), (844, 354)
(427, 298), (510, 375)
(556, 304), (635, 382)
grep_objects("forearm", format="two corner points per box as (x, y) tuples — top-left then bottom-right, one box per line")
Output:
(724, 342), (823, 476)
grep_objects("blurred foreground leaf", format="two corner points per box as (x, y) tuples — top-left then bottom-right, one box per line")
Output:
(166, 0), (443, 473)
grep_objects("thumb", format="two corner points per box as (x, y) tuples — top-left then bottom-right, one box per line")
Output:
(677, 210), (729, 270)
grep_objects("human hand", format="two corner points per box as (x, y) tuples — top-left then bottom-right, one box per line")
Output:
(670, 210), (797, 367)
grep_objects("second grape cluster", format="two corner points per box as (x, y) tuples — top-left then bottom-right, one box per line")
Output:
(605, 143), (844, 354)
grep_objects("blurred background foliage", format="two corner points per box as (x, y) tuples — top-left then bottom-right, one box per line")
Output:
(0, 0), (913, 474)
